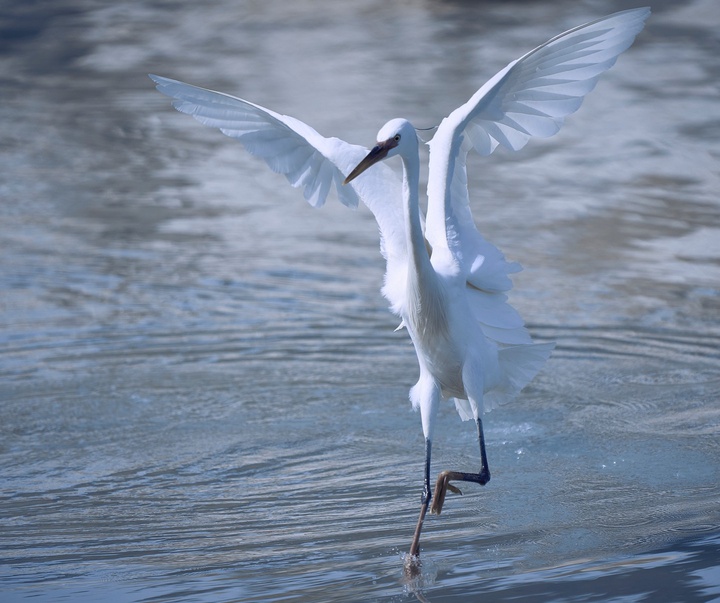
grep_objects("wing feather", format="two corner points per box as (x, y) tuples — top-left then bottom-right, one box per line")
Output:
(151, 75), (408, 313)
(425, 8), (649, 345)
(453, 8), (651, 156)
(151, 74), (359, 210)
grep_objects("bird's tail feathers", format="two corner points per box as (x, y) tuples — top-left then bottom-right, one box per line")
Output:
(484, 341), (555, 411)
(452, 341), (554, 421)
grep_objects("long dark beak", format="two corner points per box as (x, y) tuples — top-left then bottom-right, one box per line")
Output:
(343, 140), (394, 184)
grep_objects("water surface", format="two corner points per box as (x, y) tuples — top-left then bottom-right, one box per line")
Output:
(1, 0), (719, 601)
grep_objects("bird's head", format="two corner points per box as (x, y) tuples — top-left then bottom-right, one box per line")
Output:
(344, 118), (417, 184)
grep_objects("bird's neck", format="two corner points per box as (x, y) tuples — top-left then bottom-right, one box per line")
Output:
(401, 152), (433, 279)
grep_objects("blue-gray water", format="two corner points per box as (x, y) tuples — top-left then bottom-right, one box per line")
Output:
(1, 0), (719, 601)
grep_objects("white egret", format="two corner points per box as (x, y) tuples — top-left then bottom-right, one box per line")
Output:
(151, 7), (649, 556)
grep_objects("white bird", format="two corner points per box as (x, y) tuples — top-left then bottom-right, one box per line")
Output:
(151, 7), (649, 554)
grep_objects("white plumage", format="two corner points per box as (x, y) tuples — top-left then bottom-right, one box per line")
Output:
(151, 8), (649, 522)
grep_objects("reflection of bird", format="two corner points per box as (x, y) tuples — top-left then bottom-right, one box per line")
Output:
(152, 7), (649, 555)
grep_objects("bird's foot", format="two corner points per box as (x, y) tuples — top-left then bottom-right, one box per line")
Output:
(430, 468), (490, 515)
(430, 471), (463, 515)
(403, 551), (422, 577)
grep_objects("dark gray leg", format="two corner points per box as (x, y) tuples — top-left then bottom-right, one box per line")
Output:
(430, 417), (491, 514)
(475, 417), (491, 485)
(422, 438), (432, 504)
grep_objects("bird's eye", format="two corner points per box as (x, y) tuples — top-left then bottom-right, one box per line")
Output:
(394, 134), (401, 142)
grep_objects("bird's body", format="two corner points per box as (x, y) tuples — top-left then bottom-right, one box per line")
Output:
(355, 118), (547, 441)
(151, 7), (650, 553)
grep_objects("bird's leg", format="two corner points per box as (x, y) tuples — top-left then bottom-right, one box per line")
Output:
(408, 438), (432, 560)
(422, 438), (432, 504)
(430, 418), (491, 515)
(407, 498), (428, 564)
(475, 416), (491, 485)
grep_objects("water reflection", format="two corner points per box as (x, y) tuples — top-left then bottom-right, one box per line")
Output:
(1, 0), (719, 602)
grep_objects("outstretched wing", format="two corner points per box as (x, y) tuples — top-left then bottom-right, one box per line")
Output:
(152, 74), (364, 209)
(150, 75), (407, 313)
(426, 8), (650, 344)
(443, 8), (650, 159)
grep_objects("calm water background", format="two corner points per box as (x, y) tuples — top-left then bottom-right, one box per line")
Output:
(1, 0), (719, 601)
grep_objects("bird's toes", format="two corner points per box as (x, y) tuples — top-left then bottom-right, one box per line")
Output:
(430, 471), (450, 515)
(447, 483), (463, 495)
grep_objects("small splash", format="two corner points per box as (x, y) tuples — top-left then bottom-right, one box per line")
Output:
(401, 552), (438, 600)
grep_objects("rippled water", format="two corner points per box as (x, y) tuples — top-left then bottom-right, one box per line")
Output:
(2, 0), (719, 601)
